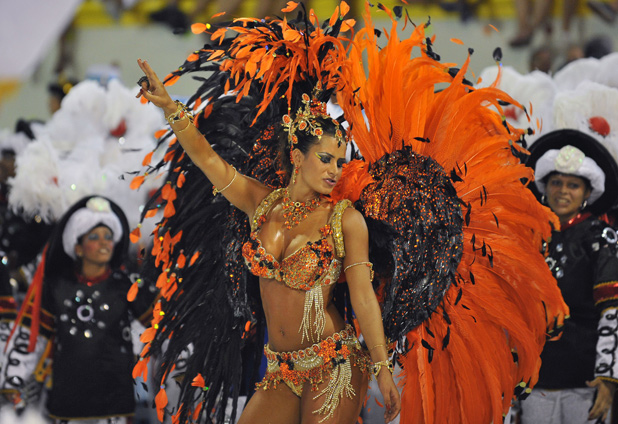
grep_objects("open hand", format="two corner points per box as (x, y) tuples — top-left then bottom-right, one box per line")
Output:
(136, 59), (176, 113)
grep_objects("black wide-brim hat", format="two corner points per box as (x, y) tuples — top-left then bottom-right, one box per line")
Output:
(526, 128), (618, 216)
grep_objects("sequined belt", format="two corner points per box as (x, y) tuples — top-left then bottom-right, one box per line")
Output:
(264, 324), (358, 365)
(259, 325), (370, 422)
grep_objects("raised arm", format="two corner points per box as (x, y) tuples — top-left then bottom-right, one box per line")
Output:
(342, 208), (401, 423)
(136, 59), (271, 216)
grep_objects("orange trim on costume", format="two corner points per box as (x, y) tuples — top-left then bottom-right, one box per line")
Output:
(7, 245), (48, 352)
(33, 339), (53, 383)
(21, 308), (55, 332)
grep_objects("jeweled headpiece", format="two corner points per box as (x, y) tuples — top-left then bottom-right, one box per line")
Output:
(282, 92), (347, 150)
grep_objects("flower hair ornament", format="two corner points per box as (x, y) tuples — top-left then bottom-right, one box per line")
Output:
(282, 92), (347, 151)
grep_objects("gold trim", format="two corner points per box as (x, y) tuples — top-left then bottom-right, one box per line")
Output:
(250, 188), (285, 231)
(594, 281), (618, 288)
(600, 305), (618, 314)
(596, 296), (618, 307)
(597, 376), (618, 385)
(329, 199), (353, 258)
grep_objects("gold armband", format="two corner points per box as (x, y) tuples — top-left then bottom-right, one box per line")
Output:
(175, 119), (194, 134)
(344, 261), (374, 281)
(213, 166), (237, 195)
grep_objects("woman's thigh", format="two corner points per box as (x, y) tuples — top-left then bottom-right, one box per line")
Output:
(238, 384), (301, 424)
(299, 362), (368, 424)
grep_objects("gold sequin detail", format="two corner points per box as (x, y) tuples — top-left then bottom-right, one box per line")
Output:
(250, 188), (286, 232)
(330, 199), (353, 258)
(259, 325), (371, 422)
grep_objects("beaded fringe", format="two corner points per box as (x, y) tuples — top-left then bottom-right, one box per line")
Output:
(300, 286), (326, 343)
(313, 358), (355, 422)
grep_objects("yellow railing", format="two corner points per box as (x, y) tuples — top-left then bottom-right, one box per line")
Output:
(74, 0), (520, 27)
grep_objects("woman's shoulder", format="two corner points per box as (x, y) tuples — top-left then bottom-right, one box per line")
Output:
(333, 201), (368, 255)
(328, 199), (361, 228)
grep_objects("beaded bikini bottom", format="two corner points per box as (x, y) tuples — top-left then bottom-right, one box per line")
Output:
(257, 325), (371, 422)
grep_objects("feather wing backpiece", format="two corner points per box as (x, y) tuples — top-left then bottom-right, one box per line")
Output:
(332, 5), (568, 423)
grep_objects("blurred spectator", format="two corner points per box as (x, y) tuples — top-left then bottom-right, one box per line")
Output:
(54, 22), (76, 75)
(149, 0), (361, 33)
(584, 35), (614, 58)
(510, 0), (579, 48)
(554, 35), (614, 71)
(588, 0), (618, 23)
(150, 0), (243, 34)
(530, 45), (554, 72)
(555, 42), (585, 69)
(438, 0), (489, 22)
(47, 76), (77, 115)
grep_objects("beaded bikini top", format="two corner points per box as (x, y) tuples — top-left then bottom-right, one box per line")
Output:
(242, 188), (352, 342)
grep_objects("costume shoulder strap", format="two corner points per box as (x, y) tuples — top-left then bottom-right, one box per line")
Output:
(250, 188), (285, 232)
(329, 199), (353, 258)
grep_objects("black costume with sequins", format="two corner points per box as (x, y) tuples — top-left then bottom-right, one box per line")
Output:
(41, 269), (152, 420)
(538, 214), (618, 389)
(1, 196), (156, 420)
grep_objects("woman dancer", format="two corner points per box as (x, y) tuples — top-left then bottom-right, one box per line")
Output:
(132, 3), (568, 423)
(137, 58), (401, 423)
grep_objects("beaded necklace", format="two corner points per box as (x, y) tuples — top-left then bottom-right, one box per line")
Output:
(282, 188), (321, 230)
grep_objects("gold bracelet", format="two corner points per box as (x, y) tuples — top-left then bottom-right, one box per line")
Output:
(371, 360), (394, 377)
(166, 100), (194, 126)
(344, 261), (374, 281)
(213, 166), (237, 195)
(369, 343), (385, 351)
(175, 119), (193, 134)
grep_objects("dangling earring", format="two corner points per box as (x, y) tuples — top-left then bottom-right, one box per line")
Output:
(291, 165), (299, 185)
(581, 199), (588, 210)
(541, 194), (546, 204)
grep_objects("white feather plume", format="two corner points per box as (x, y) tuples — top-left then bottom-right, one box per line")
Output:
(8, 79), (166, 238)
(552, 81), (618, 163)
(554, 52), (618, 91)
